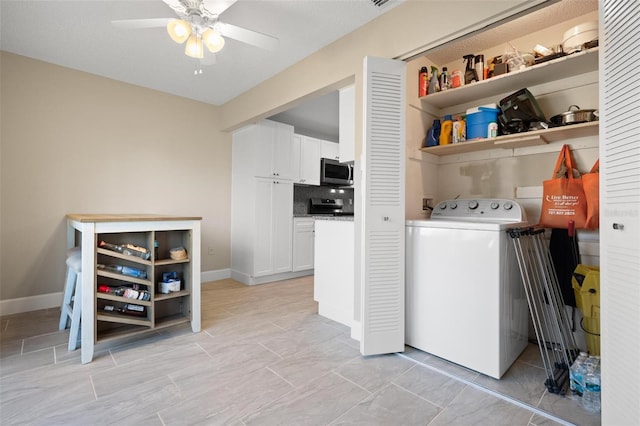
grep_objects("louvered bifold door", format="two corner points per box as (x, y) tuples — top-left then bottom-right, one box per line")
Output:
(600, 0), (640, 423)
(360, 56), (406, 356)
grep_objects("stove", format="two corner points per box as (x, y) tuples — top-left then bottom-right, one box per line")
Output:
(309, 198), (352, 216)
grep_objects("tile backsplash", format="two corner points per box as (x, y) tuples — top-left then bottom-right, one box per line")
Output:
(293, 185), (354, 215)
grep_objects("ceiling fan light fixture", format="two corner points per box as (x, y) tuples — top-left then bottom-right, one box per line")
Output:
(202, 28), (225, 53)
(185, 33), (204, 58)
(167, 19), (191, 44)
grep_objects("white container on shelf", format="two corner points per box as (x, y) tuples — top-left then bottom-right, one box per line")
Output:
(562, 21), (598, 51)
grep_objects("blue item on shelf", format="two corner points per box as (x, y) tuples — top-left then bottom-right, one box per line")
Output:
(426, 119), (441, 147)
(466, 104), (500, 139)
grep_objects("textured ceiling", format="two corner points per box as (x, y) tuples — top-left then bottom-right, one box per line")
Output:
(424, 0), (598, 65)
(0, 0), (401, 106)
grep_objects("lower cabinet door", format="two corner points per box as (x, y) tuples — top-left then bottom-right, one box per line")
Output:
(293, 218), (314, 271)
(253, 178), (293, 277)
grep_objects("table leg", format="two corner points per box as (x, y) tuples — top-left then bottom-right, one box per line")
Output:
(80, 223), (96, 364)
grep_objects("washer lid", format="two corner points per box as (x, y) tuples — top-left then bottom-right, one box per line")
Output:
(406, 219), (528, 231)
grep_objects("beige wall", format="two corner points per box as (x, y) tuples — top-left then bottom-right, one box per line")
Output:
(1, 52), (231, 301)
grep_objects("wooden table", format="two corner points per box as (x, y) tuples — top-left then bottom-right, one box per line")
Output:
(66, 214), (202, 364)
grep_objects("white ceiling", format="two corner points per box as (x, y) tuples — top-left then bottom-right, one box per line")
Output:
(1, 0), (597, 142)
(0, 0), (401, 106)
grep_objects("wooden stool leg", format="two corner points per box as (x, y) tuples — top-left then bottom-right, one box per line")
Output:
(58, 267), (76, 330)
(68, 272), (82, 351)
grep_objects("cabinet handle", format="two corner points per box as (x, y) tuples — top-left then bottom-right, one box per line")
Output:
(613, 223), (624, 230)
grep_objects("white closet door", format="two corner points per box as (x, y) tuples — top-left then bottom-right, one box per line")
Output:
(360, 56), (406, 356)
(600, 0), (640, 423)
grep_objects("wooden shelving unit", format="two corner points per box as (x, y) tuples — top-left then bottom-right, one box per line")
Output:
(66, 214), (202, 363)
(419, 48), (599, 110)
(421, 121), (599, 156)
(95, 228), (195, 337)
(416, 47), (599, 156)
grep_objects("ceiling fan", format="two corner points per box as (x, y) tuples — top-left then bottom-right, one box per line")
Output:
(112, 0), (279, 63)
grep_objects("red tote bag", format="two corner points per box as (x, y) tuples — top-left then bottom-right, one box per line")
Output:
(583, 159), (599, 229)
(539, 145), (588, 229)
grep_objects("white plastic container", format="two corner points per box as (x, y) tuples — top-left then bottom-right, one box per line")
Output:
(562, 21), (598, 51)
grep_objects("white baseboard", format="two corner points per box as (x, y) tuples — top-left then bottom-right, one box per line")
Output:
(0, 269), (233, 316)
(0, 292), (63, 317)
(230, 269), (313, 285)
(201, 268), (232, 283)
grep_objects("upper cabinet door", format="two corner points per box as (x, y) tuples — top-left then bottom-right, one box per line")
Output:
(300, 136), (321, 185)
(320, 140), (339, 161)
(272, 121), (295, 180)
(252, 120), (294, 179)
(339, 85), (355, 163)
(291, 134), (302, 183)
(360, 56), (406, 357)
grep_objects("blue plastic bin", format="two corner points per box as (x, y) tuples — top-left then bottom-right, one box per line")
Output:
(466, 105), (500, 139)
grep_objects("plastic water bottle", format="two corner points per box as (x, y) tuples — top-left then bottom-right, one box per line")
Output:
(583, 363), (601, 412)
(569, 352), (588, 398)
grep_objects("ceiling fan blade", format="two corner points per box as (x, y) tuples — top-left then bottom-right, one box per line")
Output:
(111, 18), (172, 29)
(202, 0), (238, 17)
(216, 22), (279, 51)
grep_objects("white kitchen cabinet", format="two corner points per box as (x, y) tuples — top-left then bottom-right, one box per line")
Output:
(321, 140), (340, 161)
(292, 217), (314, 271)
(238, 119), (295, 180)
(253, 178), (293, 276)
(292, 134), (321, 185)
(232, 120), (300, 285)
(339, 85), (355, 163)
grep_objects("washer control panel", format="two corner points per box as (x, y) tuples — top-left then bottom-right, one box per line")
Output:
(431, 199), (526, 222)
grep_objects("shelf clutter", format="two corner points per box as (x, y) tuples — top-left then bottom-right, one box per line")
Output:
(422, 121), (598, 156)
(419, 47), (599, 156)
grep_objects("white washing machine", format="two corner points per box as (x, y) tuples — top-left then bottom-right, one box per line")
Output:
(405, 198), (529, 379)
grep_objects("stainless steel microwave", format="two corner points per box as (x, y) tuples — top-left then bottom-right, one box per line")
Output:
(320, 158), (353, 186)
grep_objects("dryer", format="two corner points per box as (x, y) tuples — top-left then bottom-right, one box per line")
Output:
(405, 198), (529, 379)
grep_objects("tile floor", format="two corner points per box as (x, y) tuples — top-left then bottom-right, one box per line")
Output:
(1, 276), (601, 425)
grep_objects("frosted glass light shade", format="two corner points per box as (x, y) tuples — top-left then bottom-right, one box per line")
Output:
(185, 34), (204, 58)
(167, 19), (191, 44)
(202, 28), (225, 53)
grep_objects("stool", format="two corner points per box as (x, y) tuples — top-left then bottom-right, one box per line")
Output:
(58, 248), (82, 351)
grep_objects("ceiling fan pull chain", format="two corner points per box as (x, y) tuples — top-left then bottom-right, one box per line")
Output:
(194, 62), (203, 75)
